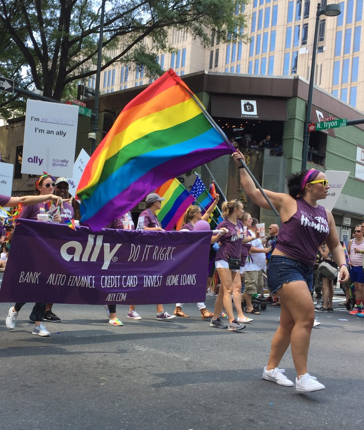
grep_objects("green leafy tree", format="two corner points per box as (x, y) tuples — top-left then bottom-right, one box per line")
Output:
(0, 0), (248, 120)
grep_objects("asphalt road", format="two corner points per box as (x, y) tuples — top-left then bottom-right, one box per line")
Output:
(0, 290), (362, 430)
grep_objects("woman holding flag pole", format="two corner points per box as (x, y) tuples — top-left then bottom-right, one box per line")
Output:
(233, 150), (349, 392)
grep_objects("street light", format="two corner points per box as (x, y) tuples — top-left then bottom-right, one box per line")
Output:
(301, 2), (341, 171)
(89, 0), (106, 155)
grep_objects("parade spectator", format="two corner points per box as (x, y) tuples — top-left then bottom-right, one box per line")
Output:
(258, 134), (272, 149)
(5, 174), (66, 337)
(315, 242), (337, 312)
(242, 218), (270, 315)
(210, 200), (247, 331)
(265, 224), (279, 304)
(313, 243), (324, 303)
(137, 193), (175, 321)
(270, 142), (283, 156)
(347, 225), (364, 316)
(234, 152), (349, 392)
(175, 198), (222, 319)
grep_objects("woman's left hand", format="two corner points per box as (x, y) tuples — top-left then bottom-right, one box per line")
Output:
(339, 265), (350, 283)
(53, 213), (62, 223)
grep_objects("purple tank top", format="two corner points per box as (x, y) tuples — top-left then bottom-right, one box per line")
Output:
(275, 199), (329, 266)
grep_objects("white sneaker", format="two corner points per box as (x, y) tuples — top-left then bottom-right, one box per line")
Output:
(262, 366), (294, 386)
(127, 310), (142, 320)
(296, 373), (325, 393)
(313, 320), (321, 328)
(6, 307), (18, 330)
(237, 317), (253, 323)
(32, 323), (50, 337)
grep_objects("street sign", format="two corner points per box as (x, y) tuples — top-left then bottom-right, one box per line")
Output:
(0, 77), (14, 93)
(66, 101), (92, 117)
(315, 118), (347, 131)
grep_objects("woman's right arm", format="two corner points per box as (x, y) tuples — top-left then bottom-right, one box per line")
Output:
(232, 150), (291, 214)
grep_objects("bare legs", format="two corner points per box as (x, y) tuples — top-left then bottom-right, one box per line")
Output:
(322, 278), (334, 309)
(266, 281), (314, 377)
(213, 268), (240, 323)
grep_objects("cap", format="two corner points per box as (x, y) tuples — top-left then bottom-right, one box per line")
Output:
(55, 177), (69, 186)
(145, 193), (165, 204)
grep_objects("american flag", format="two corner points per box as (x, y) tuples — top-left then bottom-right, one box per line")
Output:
(190, 175), (206, 199)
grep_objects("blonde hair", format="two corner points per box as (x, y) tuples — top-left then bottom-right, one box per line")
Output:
(183, 205), (201, 225)
(222, 199), (242, 218)
(242, 212), (251, 222)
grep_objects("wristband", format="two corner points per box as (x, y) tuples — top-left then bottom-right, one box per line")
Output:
(339, 263), (348, 268)
(239, 165), (245, 169)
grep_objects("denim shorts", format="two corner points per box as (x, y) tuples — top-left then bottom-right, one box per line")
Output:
(349, 265), (364, 283)
(267, 255), (313, 294)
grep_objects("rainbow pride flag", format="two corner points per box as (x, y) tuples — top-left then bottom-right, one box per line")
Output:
(155, 178), (195, 231)
(77, 69), (232, 230)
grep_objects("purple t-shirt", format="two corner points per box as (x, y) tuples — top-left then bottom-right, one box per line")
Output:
(137, 209), (161, 229)
(104, 213), (135, 230)
(216, 219), (244, 261)
(0, 194), (10, 207)
(181, 223), (194, 231)
(20, 201), (74, 222)
(275, 198), (329, 266)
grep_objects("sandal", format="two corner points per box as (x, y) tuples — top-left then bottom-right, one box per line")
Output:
(247, 309), (260, 315)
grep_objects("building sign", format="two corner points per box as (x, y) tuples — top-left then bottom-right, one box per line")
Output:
(0, 163), (13, 197)
(241, 100), (258, 117)
(355, 146), (364, 181)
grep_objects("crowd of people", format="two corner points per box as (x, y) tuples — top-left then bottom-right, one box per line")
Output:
(0, 156), (361, 394)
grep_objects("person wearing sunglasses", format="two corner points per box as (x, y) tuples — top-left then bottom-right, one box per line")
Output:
(347, 225), (364, 317)
(233, 152), (349, 393)
(5, 173), (62, 337)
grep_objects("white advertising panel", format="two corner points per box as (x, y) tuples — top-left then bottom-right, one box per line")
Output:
(0, 163), (13, 197)
(22, 100), (79, 177)
(318, 170), (350, 212)
(66, 149), (90, 198)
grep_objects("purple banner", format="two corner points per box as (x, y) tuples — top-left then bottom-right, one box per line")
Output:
(0, 220), (212, 305)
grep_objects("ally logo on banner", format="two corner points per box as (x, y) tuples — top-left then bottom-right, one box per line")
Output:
(22, 100), (79, 177)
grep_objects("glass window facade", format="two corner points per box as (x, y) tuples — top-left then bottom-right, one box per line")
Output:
(252, 12), (257, 32)
(341, 88), (347, 102)
(249, 37), (255, 56)
(232, 43), (237, 62)
(268, 55), (274, 75)
(215, 48), (219, 67)
(283, 53), (290, 75)
(262, 32), (269, 53)
(286, 27), (292, 49)
(258, 9), (263, 30)
(248, 61), (253, 74)
(318, 20), (325, 42)
(350, 86), (357, 107)
(344, 29), (352, 54)
(354, 26), (361, 52)
(237, 42), (242, 61)
(333, 61), (340, 85)
(296, 1), (302, 20)
(256, 34), (261, 55)
(254, 58), (260, 73)
(304, 0), (310, 18)
(270, 30), (276, 51)
(335, 31), (342, 56)
(176, 50), (181, 68)
(356, 0), (363, 21)
(272, 5), (278, 26)
(288, 1), (294, 23)
(302, 23), (308, 45)
(352, 57), (359, 82)
(265, 7), (271, 28)
(292, 51), (298, 74)
(160, 55), (164, 70)
(294, 25), (300, 47)
(342, 59), (350, 84)
(261, 57), (267, 74)
(226, 45), (231, 64)
(181, 48), (186, 67)
(332, 89), (338, 98)
(347, 0), (354, 24)
(338, 2), (344, 26)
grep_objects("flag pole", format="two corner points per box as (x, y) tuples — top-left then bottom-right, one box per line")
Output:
(184, 87), (279, 217)
(203, 163), (228, 203)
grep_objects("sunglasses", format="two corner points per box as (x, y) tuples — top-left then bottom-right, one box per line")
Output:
(44, 183), (55, 188)
(56, 186), (69, 190)
(354, 230), (362, 233)
(309, 179), (329, 187)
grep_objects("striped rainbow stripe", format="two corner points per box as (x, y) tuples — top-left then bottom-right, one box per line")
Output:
(77, 69), (232, 230)
(155, 178), (195, 231)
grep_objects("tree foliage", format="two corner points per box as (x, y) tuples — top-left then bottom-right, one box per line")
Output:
(0, 0), (248, 120)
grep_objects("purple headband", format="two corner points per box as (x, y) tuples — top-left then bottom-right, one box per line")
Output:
(300, 169), (320, 192)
